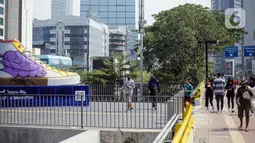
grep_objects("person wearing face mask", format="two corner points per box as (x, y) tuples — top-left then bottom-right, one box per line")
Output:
(213, 73), (225, 113)
(184, 77), (193, 105)
(148, 75), (160, 110)
(205, 78), (214, 112)
(122, 75), (135, 111)
(225, 76), (236, 113)
(236, 79), (253, 132)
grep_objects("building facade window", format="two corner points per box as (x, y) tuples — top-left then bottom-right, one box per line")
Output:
(0, 7), (4, 15)
(0, 18), (3, 25)
(80, 0), (136, 30)
(50, 49), (56, 53)
(253, 29), (255, 41)
(0, 28), (3, 36)
(0, 0), (3, 4)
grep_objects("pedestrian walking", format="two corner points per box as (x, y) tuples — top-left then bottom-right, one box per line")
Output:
(213, 73), (225, 113)
(225, 76), (236, 113)
(236, 79), (253, 132)
(248, 76), (255, 116)
(148, 75), (160, 110)
(122, 75), (135, 111)
(205, 78), (214, 111)
(221, 73), (226, 87)
(212, 74), (216, 81)
(184, 78), (193, 105)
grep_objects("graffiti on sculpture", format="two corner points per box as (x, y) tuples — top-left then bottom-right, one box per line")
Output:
(0, 50), (47, 78)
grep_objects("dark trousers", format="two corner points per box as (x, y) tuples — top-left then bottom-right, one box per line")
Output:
(227, 94), (235, 109)
(238, 105), (250, 123)
(150, 89), (157, 108)
(184, 96), (192, 105)
(205, 93), (214, 108)
(215, 95), (224, 111)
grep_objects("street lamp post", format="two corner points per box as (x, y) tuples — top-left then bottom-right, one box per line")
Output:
(241, 34), (245, 79)
(205, 40), (219, 83)
(139, 0), (144, 97)
(205, 41), (208, 83)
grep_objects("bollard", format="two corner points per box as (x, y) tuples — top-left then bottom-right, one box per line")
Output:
(167, 99), (175, 121)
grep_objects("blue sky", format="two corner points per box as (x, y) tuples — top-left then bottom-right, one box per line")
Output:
(33, 0), (211, 25)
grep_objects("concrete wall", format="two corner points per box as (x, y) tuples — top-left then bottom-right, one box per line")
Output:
(0, 126), (160, 143)
(100, 130), (160, 143)
(60, 130), (100, 143)
(0, 126), (84, 143)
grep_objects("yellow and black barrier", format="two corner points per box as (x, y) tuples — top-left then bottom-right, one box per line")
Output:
(193, 81), (205, 106)
(171, 81), (204, 143)
(193, 80), (205, 99)
(171, 103), (194, 143)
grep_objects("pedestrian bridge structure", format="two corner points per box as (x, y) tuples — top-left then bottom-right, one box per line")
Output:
(0, 81), (254, 143)
(155, 81), (255, 143)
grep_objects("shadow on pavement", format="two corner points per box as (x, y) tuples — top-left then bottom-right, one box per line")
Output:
(229, 113), (238, 116)
(209, 111), (219, 114)
(211, 128), (255, 132)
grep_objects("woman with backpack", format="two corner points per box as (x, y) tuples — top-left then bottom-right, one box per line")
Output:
(236, 79), (253, 132)
(225, 76), (236, 113)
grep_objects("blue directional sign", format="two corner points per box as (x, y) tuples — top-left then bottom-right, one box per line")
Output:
(224, 46), (238, 57)
(244, 46), (255, 57)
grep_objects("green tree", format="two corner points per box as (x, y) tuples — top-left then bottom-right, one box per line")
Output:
(78, 52), (138, 85)
(143, 4), (246, 85)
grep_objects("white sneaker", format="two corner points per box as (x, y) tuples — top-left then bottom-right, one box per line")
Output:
(220, 110), (223, 113)
(0, 40), (80, 86)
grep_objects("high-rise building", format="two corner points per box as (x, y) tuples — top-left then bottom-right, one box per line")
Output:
(109, 26), (130, 56)
(211, 0), (242, 11)
(210, 0), (255, 77)
(0, 0), (4, 40)
(243, 0), (255, 46)
(51, 0), (73, 19)
(80, 0), (137, 50)
(5, 0), (33, 51)
(33, 16), (109, 71)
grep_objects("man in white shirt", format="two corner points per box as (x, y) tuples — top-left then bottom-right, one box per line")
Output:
(122, 76), (135, 111)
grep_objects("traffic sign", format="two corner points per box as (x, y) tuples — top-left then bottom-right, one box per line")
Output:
(224, 46), (238, 57)
(244, 46), (255, 57)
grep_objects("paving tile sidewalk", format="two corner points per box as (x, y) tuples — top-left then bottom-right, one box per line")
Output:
(193, 95), (246, 143)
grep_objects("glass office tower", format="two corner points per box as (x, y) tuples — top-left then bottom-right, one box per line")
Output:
(52, 0), (73, 19)
(80, 0), (136, 30)
(80, 0), (137, 50)
(211, 0), (242, 10)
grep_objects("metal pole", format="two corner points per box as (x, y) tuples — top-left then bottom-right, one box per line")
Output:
(241, 34), (245, 79)
(81, 95), (84, 129)
(139, 0), (144, 97)
(205, 41), (208, 83)
(241, 0), (245, 80)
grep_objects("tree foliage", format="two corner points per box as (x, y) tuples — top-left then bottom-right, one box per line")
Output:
(143, 4), (246, 85)
(77, 52), (139, 85)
